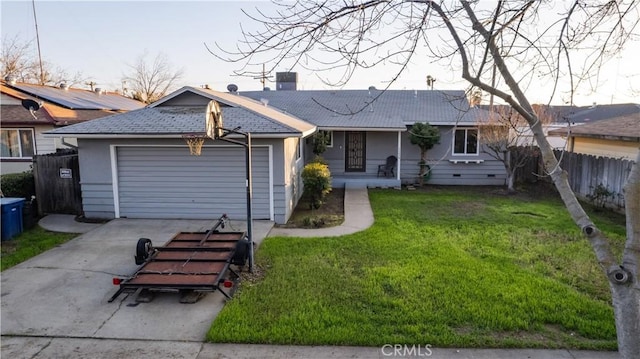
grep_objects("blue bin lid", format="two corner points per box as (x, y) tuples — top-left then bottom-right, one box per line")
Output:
(1, 198), (25, 206)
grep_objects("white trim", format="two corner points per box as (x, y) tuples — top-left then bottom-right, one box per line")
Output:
(43, 133), (302, 139)
(268, 145), (274, 221)
(319, 126), (406, 132)
(319, 130), (334, 148)
(449, 159), (484, 164)
(1, 128), (36, 159)
(404, 121), (479, 126)
(396, 131), (402, 181)
(451, 127), (480, 156)
(109, 145), (120, 218)
(110, 144), (274, 221)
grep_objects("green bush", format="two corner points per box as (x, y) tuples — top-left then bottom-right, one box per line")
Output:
(310, 155), (328, 165)
(1, 171), (35, 199)
(301, 162), (332, 209)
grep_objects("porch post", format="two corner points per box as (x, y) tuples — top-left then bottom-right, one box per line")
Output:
(397, 131), (402, 181)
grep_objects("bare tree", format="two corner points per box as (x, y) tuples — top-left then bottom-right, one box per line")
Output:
(2, 35), (85, 86)
(481, 103), (553, 192)
(212, 1), (640, 357)
(123, 51), (184, 104)
(1, 35), (37, 82)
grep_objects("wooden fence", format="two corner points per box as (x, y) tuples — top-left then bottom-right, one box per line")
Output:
(514, 148), (634, 210)
(32, 150), (83, 215)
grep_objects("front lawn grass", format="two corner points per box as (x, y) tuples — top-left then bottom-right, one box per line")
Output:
(207, 187), (625, 349)
(1, 226), (78, 271)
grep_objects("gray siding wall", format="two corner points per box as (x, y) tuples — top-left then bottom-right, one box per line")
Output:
(77, 137), (294, 223)
(78, 139), (115, 218)
(316, 127), (506, 185)
(400, 125), (507, 185)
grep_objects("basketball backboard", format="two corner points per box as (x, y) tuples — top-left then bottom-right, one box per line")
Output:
(205, 100), (224, 139)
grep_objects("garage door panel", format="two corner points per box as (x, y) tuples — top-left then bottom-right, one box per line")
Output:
(116, 146), (270, 220)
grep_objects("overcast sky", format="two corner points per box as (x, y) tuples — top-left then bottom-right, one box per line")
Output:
(2, 0), (638, 106)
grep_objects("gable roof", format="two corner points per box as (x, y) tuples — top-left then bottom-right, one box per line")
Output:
(44, 87), (317, 139)
(548, 114), (640, 142)
(241, 89), (491, 130)
(4, 82), (144, 111)
(152, 86), (316, 136)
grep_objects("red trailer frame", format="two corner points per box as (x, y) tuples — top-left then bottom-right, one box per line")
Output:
(109, 215), (248, 303)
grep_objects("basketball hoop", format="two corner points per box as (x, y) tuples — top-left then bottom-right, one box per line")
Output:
(182, 133), (208, 156)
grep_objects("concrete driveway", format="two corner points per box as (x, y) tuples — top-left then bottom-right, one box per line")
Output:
(1, 218), (273, 344)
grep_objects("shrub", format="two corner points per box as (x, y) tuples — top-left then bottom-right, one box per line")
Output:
(1, 171), (36, 199)
(310, 155), (328, 166)
(302, 216), (327, 228)
(301, 162), (332, 209)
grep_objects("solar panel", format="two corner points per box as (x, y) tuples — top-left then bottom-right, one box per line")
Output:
(10, 83), (144, 111)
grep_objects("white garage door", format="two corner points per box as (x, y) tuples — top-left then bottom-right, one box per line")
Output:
(115, 146), (271, 220)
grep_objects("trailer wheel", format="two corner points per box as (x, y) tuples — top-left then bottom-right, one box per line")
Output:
(135, 238), (154, 265)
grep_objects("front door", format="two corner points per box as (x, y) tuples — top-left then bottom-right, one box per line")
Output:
(345, 131), (366, 172)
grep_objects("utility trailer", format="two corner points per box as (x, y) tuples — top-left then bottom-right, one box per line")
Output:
(108, 215), (249, 303)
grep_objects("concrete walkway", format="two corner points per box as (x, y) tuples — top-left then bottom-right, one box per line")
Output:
(39, 213), (103, 233)
(268, 187), (374, 237)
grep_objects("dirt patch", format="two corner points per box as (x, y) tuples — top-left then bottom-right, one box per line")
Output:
(276, 187), (345, 228)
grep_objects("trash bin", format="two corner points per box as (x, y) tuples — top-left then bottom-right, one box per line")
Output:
(1, 198), (25, 241)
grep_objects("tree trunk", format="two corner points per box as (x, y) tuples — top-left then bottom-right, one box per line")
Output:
(506, 171), (515, 193)
(614, 150), (640, 358)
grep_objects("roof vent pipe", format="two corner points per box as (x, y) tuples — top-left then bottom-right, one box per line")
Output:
(60, 83), (69, 90)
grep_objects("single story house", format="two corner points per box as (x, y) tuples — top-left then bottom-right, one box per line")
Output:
(45, 86), (316, 224)
(1, 80), (144, 174)
(548, 114), (640, 161)
(242, 85), (504, 186)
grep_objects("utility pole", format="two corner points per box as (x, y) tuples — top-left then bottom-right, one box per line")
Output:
(32, 0), (45, 85)
(253, 64), (272, 90)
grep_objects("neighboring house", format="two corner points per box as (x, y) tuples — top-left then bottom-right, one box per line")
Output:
(44, 86), (316, 224)
(242, 85), (503, 186)
(480, 103), (640, 149)
(548, 114), (640, 161)
(1, 80), (144, 174)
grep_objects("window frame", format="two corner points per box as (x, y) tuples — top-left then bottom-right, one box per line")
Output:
(295, 137), (302, 162)
(320, 130), (333, 148)
(1, 128), (36, 160)
(452, 127), (479, 156)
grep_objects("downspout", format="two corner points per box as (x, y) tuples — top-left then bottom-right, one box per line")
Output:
(61, 137), (78, 150)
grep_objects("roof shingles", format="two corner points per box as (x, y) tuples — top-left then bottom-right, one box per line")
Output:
(45, 106), (306, 136)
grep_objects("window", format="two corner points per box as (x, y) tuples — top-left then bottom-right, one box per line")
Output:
(319, 130), (333, 147)
(295, 138), (301, 160)
(1, 129), (35, 159)
(453, 128), (478, 155)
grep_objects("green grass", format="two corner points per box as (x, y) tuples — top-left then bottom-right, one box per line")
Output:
(207, 187), (625, 349)
(1, 226), (78, 271)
